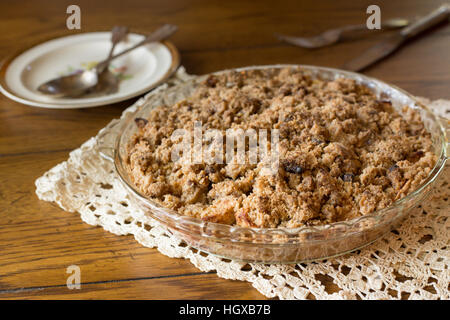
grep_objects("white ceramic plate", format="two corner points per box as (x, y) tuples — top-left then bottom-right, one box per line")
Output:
(0, 32), (180, 108)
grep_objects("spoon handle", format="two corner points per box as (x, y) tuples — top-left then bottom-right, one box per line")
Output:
(400, 4), (449, 39)
(96, 24), (178, 71)
(97, 26), (129, 74)
(337, 18), (410, 37)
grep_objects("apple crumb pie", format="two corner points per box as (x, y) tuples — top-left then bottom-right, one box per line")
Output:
(125, 67), (436, 228)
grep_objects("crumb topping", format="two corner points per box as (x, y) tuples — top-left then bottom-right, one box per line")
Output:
(126, 67), (436, 228)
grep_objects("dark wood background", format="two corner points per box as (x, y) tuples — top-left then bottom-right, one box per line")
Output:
(0, 0), (449, 299)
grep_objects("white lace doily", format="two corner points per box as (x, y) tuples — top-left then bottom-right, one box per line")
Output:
(35, 67), (449, 300)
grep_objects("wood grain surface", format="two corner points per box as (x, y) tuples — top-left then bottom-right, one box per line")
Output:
(0, 0), (449, 300)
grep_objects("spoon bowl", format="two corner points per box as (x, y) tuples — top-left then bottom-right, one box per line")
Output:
(37, 69), (99, 98)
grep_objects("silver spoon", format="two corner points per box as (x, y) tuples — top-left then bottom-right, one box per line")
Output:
(275, 18), (409, 49)
(37, 26), (128, 98)
(37, 24), (178, 97)
(88, 25), (129, 96)
(99, 26), (129, 74)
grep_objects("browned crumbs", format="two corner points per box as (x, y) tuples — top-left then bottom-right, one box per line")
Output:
(125, 67), (436, 228)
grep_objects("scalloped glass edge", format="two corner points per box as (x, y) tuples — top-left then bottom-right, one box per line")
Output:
(107, 64), (448, 248)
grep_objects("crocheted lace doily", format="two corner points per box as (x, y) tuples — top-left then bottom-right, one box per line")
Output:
(35, 67), (449, 300)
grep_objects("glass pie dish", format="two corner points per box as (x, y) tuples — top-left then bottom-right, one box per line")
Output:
(98, 65), (449, 263)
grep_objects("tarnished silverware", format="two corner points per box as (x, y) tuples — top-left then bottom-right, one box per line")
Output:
(343, 5), (450, 72)
(90, 25), (129, 95)
(98, 26), (129, 74)
(37, 24), (177, 97)
(275, 18), (409, 49)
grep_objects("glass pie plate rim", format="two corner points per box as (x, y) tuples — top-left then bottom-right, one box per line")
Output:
(98, 64), (449, 262)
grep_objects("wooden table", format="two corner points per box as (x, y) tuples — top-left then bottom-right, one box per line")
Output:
(0, 0), (449, 300)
